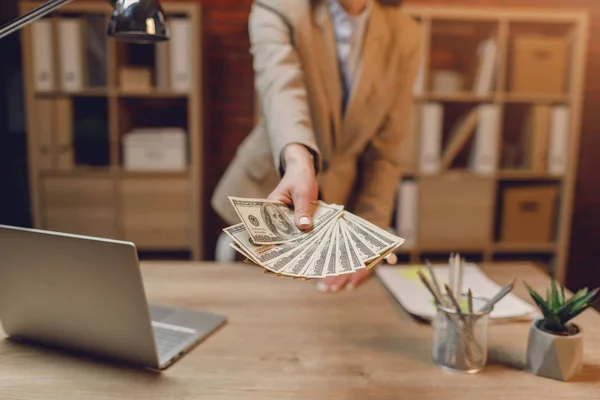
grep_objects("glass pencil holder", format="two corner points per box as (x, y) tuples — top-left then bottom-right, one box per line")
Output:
(432, 294), (492, 374)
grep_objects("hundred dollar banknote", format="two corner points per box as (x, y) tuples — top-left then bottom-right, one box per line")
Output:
(228, 196), (343, 245)
(223, 197), (405, 280)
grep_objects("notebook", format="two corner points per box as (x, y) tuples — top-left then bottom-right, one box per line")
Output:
(376, 263), (539, 322)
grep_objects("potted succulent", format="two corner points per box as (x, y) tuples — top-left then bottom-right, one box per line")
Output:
(524, 279), (600, 381)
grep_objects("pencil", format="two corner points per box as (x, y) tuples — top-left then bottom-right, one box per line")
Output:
(445, 284), (464, 317)
(458, 254), (463, 296)
(418, 270), (445, 306)
(448, 253), (455, 295)
(449, 253), (461, 299)
(468, 289), (473, 314)
(425, 259), (443, 305)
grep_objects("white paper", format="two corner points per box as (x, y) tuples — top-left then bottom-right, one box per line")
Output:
(376, 263), (538, 322)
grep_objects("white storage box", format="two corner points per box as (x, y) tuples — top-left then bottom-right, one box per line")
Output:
(123, 128), (187, 171)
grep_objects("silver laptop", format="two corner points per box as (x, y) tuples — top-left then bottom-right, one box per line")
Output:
(0, 224), (227, 370)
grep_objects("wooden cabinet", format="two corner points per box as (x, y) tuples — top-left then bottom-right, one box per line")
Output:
(20, 1), (203, 259)
(120, 177), (191, 249)
(41, 176), (118, 239)
(393, 5), (587, 282)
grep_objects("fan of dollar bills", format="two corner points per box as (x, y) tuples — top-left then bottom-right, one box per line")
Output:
(223, 197), (405, 279)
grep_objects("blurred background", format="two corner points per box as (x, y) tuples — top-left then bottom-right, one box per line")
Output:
(0, 0), (599, 293)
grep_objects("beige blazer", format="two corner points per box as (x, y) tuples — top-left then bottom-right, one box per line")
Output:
(212, 0), (422, 228)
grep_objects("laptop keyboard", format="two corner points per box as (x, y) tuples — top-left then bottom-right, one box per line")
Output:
(152, 322), (196, 359)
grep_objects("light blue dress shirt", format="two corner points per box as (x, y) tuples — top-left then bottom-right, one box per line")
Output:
(327, 0), (371, 113)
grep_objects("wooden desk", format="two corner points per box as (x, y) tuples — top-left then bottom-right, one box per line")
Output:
(1, 262), (599, 399)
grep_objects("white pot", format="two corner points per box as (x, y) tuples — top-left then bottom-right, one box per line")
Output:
(526, 318), (583, 381)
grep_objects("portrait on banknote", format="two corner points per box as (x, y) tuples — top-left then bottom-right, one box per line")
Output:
(261, 203), (295, 240)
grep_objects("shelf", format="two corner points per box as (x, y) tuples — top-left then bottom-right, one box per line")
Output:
(117, 91), (189, 99)
(400, 171), (563, 180)
(119, 170), (190, 179)
(415, 247), (487, 253)
(39, 168), (190, 179)
(502, 93), (570, 104)
(415, 92), (570, 104)
(493, 242), (556, 253)
(39, 167), (115, 178)
(32, 90), (190, 100)
(416, 93), (496, 103)
(392, 247), (487, 257)
(393, 244), (557, 255)
(421, 170), (490, 180)
(33, 89), (111, 98)
(497, 170), (562, 181)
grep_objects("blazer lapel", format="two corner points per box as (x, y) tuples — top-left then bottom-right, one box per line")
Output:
(313, 0), (343, 148)
(342, 2), (390, 137)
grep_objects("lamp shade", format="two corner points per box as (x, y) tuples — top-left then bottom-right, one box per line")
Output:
(107, 0), (169, 43)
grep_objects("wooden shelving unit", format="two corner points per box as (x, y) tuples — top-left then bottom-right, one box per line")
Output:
(395, 6), (589, 284)
(19, 1), (204, 259)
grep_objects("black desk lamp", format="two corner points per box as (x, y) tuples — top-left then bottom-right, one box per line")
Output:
(0, 0), (169, 43)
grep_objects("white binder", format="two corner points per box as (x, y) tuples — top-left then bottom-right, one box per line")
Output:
(58, 18), (83, 92)
(419, 102), (443, 175)
(31, 19), (55, 92)
(169, 18), (192, 93)
(548, 106), (571, 176)
(395, 180), (418, 249)
(469, 104), (499, 175)
(473, 38), (498, 96)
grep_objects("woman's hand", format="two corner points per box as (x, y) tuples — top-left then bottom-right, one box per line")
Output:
(267, 144), (318, 230)
(316, 268), (375, 293)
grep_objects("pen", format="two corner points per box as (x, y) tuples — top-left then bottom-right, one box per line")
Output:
(425, 259), (443, 305)
(479, 278), (517, 312)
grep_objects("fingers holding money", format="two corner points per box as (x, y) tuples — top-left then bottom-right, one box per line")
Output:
(223, 199), (405, 283)
(267, 188), (292, 206)
(292, 186), (317, 230)
(317, 268), (375, 293)
(268, 177), (318, 231)
(269, 144), (319, 231)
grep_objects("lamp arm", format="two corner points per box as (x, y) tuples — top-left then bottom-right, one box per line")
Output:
(0, 0), (74, 40)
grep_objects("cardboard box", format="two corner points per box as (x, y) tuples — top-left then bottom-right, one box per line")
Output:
(510, 35), (567, 94)
(500, 186), (558, 243)
(120, 67), (152, 92)
(431, 69), (464, 94)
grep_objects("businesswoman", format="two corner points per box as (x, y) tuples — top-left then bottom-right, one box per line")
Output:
(211, 0), (422, 292)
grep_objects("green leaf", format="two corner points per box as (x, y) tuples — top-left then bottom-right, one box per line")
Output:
(525, 281), (543, 302)
(573, 288), (598, 309)
(525, 282), (563, 331)
(551, 278), (561, 311)
(563, 288), (589, 309)
(560, 284), (566, 304)
(563, 300), (596, 323)
(559, 288), (600, 324)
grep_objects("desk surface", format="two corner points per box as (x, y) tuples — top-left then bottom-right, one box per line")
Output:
(1, 262), (599, 399)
